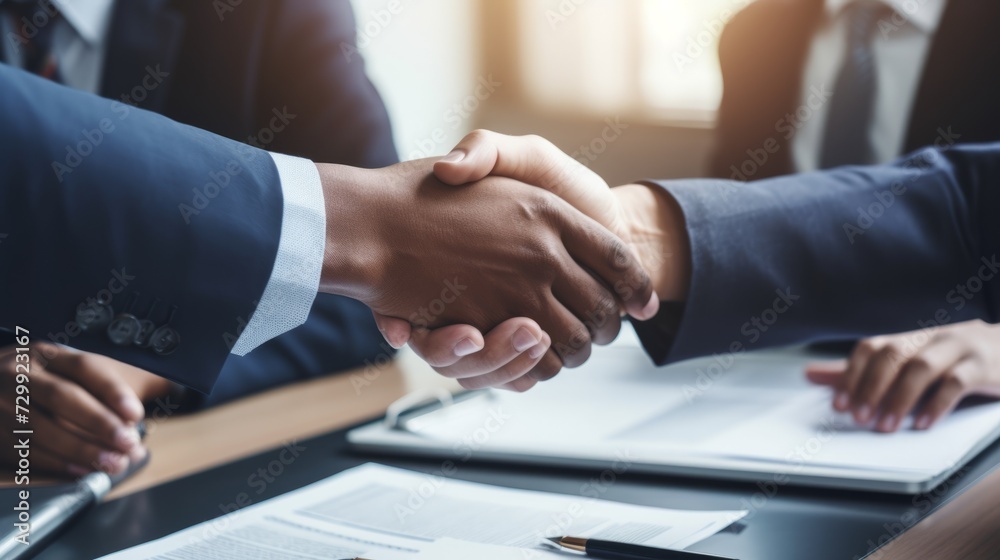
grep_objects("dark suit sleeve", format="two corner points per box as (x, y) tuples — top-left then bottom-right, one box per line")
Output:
(634, 144), (1000, 364)
(0, 65), (284, 393)
(196, 0), (400, 407)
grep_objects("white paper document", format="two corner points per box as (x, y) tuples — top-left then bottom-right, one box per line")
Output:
(351, 326), (1000, 493)
(100, 464), (744, 559)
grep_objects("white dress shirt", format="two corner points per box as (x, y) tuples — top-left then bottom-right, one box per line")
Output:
(3, 0), (325, 356)
(792, 0), (948, 172)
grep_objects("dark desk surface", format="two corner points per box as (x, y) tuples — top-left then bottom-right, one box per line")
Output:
(24, 422), (1000, 560)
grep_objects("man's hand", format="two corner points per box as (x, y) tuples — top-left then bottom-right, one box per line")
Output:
(315, 157), (659, 381)
(0, 344), (164, 476)
(365, 131), (691, 390)
(435, 131), (688, 299)
(807, 320), (1000, 432)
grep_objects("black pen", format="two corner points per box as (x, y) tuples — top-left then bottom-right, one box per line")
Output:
(547, 536), (738, 560)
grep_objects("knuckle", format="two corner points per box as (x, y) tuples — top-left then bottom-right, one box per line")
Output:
(855, 338), (881, 358)
(429, 359), (459, 373)
(906, 355), (934, 376)
(607, 238), (634, 271)
(941, 370), (969, 390)
(457, 378), (481, 391)
(466, 128), (492, 145)
(528, 189), (563, 219)
(523, 134), (552, 151)
(878, 343), (907, 366)
(528, 355), (562, 381)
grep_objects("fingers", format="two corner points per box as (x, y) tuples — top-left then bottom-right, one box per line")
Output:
(874, 337), (969, 432)
(456, 333), (552, 390)
(551, 248), (623, 346)
(537, 295), (593, 368)
(402, 319), (559, 390)
(46, 352), (145, 424)
(839, 337), (886, 411)
(406, 324), (489, 368)
(526, 348), (564, 382)
(805, 360), (847, 387)
(430, 319), (547, 379)
(372, 311), (412, 349)
(31, 365), (140, 454)
(915, 359), (978, 430)
(29, 412), (134, 476)
(499, 374), (540, 393)
(435, 130), (594, 191)
(558, 205), (659, 320)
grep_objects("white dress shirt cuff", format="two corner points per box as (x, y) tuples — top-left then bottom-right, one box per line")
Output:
(230, 153), (326, 356)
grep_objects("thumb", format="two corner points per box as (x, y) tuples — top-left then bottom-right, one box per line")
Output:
(805, 360), (848, 386)
(434, 130), (618, 233)
(371, 312), (412, 349)
(433, 130), (607, 198)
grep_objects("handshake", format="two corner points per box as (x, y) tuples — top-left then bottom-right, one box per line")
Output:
(316, 130), (689, 391)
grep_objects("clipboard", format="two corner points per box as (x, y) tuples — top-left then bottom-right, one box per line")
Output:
(348, 329), (1000, 495)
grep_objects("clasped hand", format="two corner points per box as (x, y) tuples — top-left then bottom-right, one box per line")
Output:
(321, 131), (689, 391)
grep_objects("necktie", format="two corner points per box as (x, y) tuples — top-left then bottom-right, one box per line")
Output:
(819, 1), (892, 169)
(1, 0), (61, 81)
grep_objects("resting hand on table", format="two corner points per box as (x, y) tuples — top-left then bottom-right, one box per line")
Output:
(806, 320), (1000, 433)
(0, 344), (170, 476)
(374, 131), (691, 390)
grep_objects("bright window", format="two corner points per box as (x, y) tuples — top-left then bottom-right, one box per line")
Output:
(517, 0), (754, 124)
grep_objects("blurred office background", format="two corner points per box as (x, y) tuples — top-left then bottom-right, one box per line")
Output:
(352, 0), (741, 185)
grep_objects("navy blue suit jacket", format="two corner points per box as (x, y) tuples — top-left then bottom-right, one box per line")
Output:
(634, 145), (1000, 364)
(708, 0), (1000, 180)
(1, 64), (282, 394)
(2, 1), (397, 404)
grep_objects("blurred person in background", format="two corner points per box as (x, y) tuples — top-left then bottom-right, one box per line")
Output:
(0, 0), (394, 476)
(709, 0), (1000, 432)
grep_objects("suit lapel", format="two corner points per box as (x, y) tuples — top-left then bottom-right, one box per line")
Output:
(768, 0), (824, 175)
(711, 0), (824, 179)
(100, 0), (184, 113)
(904, 0), (1000, 152)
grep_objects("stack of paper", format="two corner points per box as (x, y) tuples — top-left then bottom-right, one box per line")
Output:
(350, 326), (1000, 494)
(102, 464), (744, 559)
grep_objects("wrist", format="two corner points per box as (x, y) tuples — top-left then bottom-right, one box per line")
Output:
(613, 183), (690, 301)
(315, 163), (387, 302)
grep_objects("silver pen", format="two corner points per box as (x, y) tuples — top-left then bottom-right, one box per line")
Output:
(0, 450), (149, 560)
